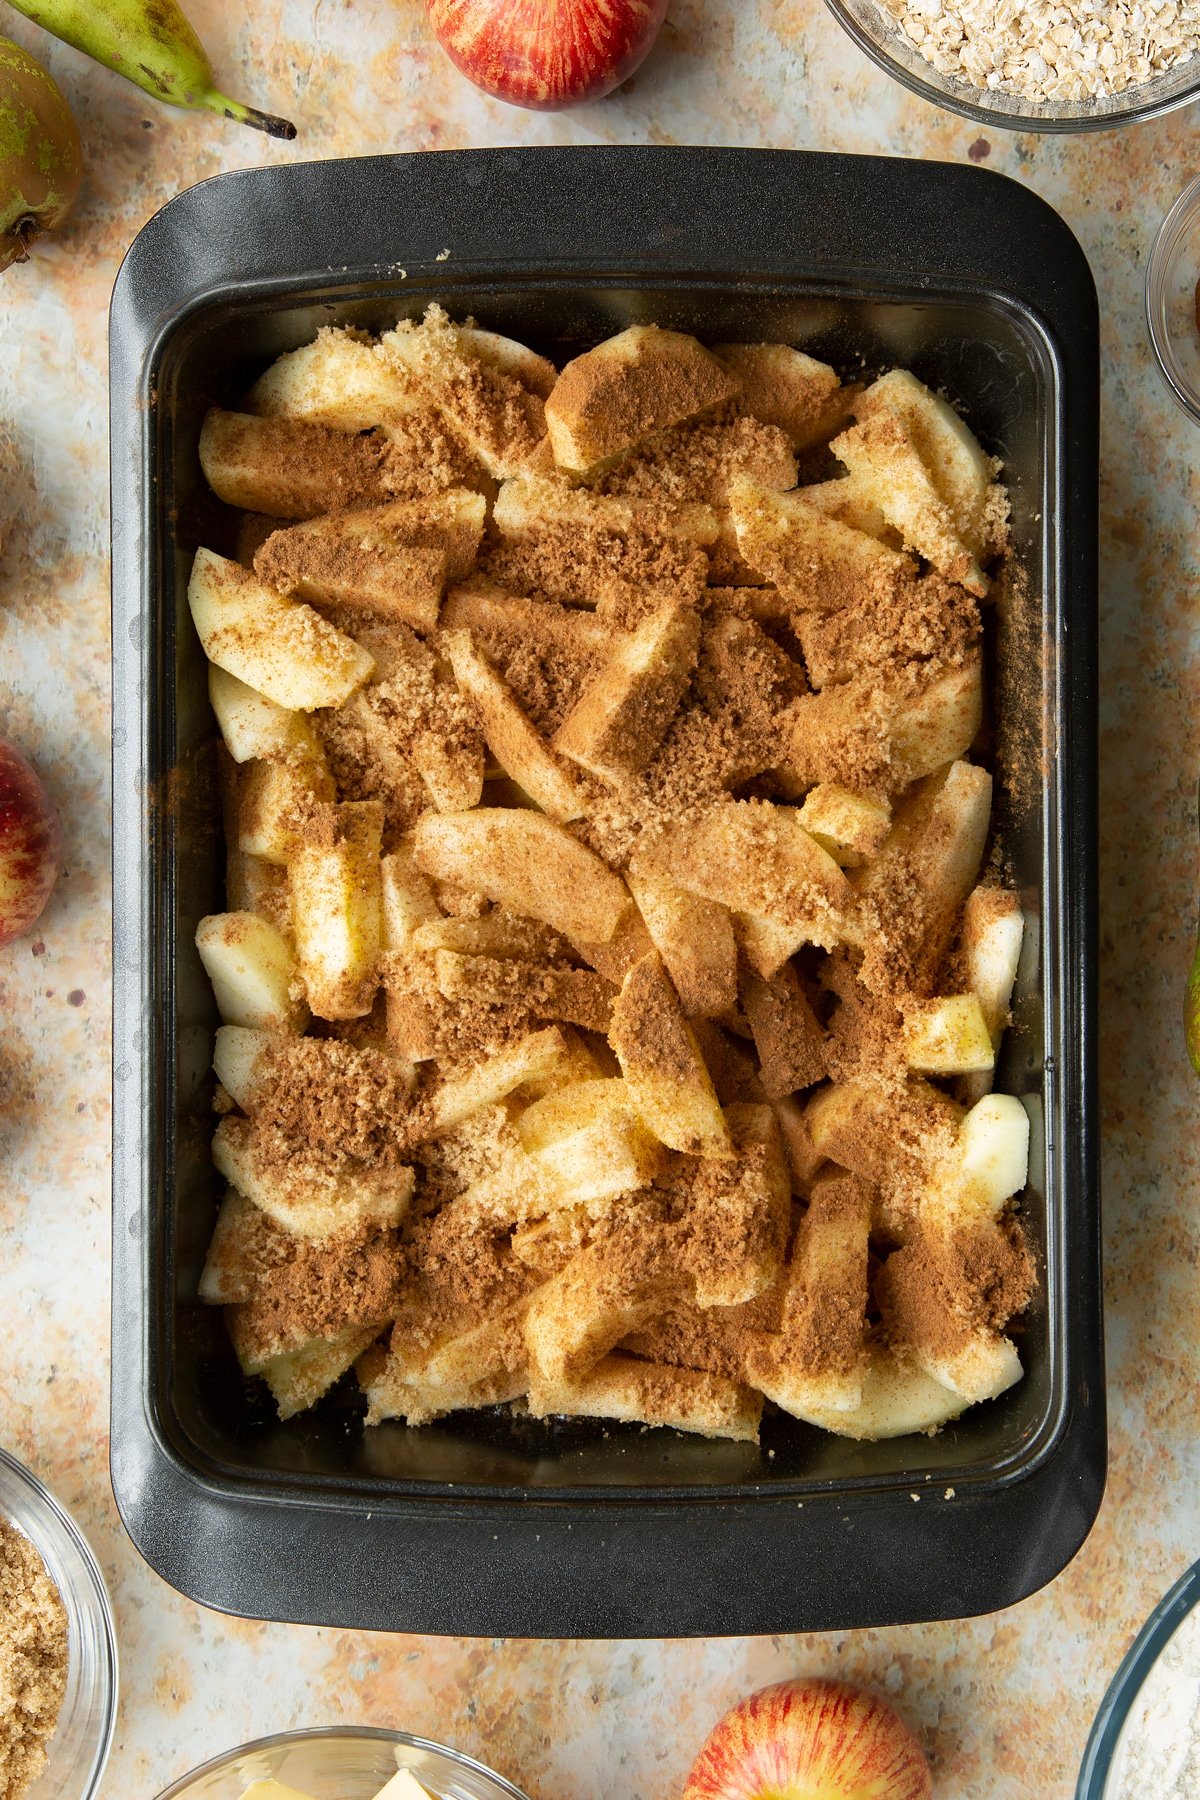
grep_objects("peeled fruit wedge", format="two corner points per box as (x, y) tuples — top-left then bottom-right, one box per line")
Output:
(239, 1767), (437, 1800)
(683, 1677), (932, 1800)
(0, 37), (81, 272)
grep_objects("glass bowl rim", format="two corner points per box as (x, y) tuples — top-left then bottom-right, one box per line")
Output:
(1075, 1557), (1200, 1797)
(150, 1725), (533, 1800)
(0, 1444), (119, 1800)
(1146, 169), (1200, 427)
(822, 0), (1200, 133)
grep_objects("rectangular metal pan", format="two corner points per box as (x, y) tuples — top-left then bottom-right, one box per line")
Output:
(110, 146), (1102, 1636)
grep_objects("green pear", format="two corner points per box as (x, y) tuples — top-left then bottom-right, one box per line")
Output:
(6, 0), (295, 137)
(0, 36), (81, 271)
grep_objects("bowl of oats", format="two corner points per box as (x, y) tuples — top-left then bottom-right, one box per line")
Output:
(825, 0), (1200, 131)
(0, 1447), (117, 1800)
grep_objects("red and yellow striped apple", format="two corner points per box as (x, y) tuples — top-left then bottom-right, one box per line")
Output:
(425, 0), (669, 110)
(0, 737), (62, 946)
(683, 1678), (932, 1800)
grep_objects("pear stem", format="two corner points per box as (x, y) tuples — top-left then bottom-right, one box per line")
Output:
(204, 89), (297, 138)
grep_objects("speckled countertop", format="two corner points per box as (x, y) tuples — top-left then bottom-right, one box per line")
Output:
(0, 3), (1196, 1796)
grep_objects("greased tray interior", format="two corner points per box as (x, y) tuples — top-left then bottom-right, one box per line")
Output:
(111, 148), (1100, 1633)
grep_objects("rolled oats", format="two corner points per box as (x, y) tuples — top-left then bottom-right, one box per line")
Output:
(878, 0), (1200, 102)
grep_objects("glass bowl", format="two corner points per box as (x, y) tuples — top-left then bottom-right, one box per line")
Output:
(824, 0), (1200, 132)
(153, 1728), (532, 1800)
(1147, 172), (1200, 427)
(0, 1446), (117, 1800)
(1076, 1558), (1200, 1796)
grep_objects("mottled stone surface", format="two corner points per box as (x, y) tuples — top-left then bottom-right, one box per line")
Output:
(0, 3), (1197, 1796)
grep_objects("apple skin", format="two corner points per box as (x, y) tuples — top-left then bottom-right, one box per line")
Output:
(682, 1677), (933, 1800)
(426, 0), (669, 110)
(0, 738), (63, 948)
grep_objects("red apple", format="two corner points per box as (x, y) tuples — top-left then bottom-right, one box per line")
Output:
(683, 1678), (932, 1800)
(0, 737), (62, 947)
(426, 0), (669, 110)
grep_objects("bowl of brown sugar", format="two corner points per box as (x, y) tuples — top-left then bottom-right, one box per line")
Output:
(0, 1448), (116, 1800)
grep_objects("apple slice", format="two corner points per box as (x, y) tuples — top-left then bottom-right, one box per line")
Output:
(379, 306), (546, 478)
(552, 600), (701, 784)
(901, 994), (995, 1075)
(626, 869), (737, 1019)
(289, 800), (384, 1020)
(712, 342), (848, 449)
(516, 1078), (635, 1152)
(195, 912), (307, 1032)
(413, 809), (630, 944)
(524, 1223), (680, 1383)
(189, 549), (374, 711)
(443, 628), (584, 821)
(244, 325), (423, 431)
(855, 368), (1004, 562)
(380, 846), (442, 951)
(834, 409), (990, 596)
(231, 1321), (382, 1421)
(545, 326), (740, 475)
(957, 884), (1024, 1101)
(236, 755), (335, 867)
(683, 1678), (932, 1800)
(493, 476), (719, 549)
(632, 799), (855, 950)
(427, 1027), (577, 1134)
(198, 409), (395, 518)
(528, 1353), (762, 1443)
(213, 1116), (413, 1241)
(208, 666), (323, 765)
(740, 959), (827, 1098)
(795, 783), (891, 867)
(609, 953), (733, 1159)
(371, 1770), (438, 1800)
(728, 474), (915, 609)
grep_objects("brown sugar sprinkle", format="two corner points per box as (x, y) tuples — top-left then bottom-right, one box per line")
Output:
(384, 306), (547, 475)
(400, 1207), (535, 1342)
(623, 1286), (785, 1383)
(595, 407), (797, 508)
(228, 1228), (404, 1360)
(0, 1518), (67, 1800)
(253, 1037), (413, 1176)
(797, 573), (981, 689)
(378, 409), (485, 499)
(197, 307), (1034, 1446)
(204, 410), (400, 519)
(776, 1174), (873, 1378)
(823, 955), (908, 1085)
(878, 1214), (1035, 1359)
(314, 689), (429, 841)
(482, 524), (707, 626)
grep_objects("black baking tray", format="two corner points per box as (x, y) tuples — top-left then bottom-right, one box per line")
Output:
(109, 146), (1102, 1637)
